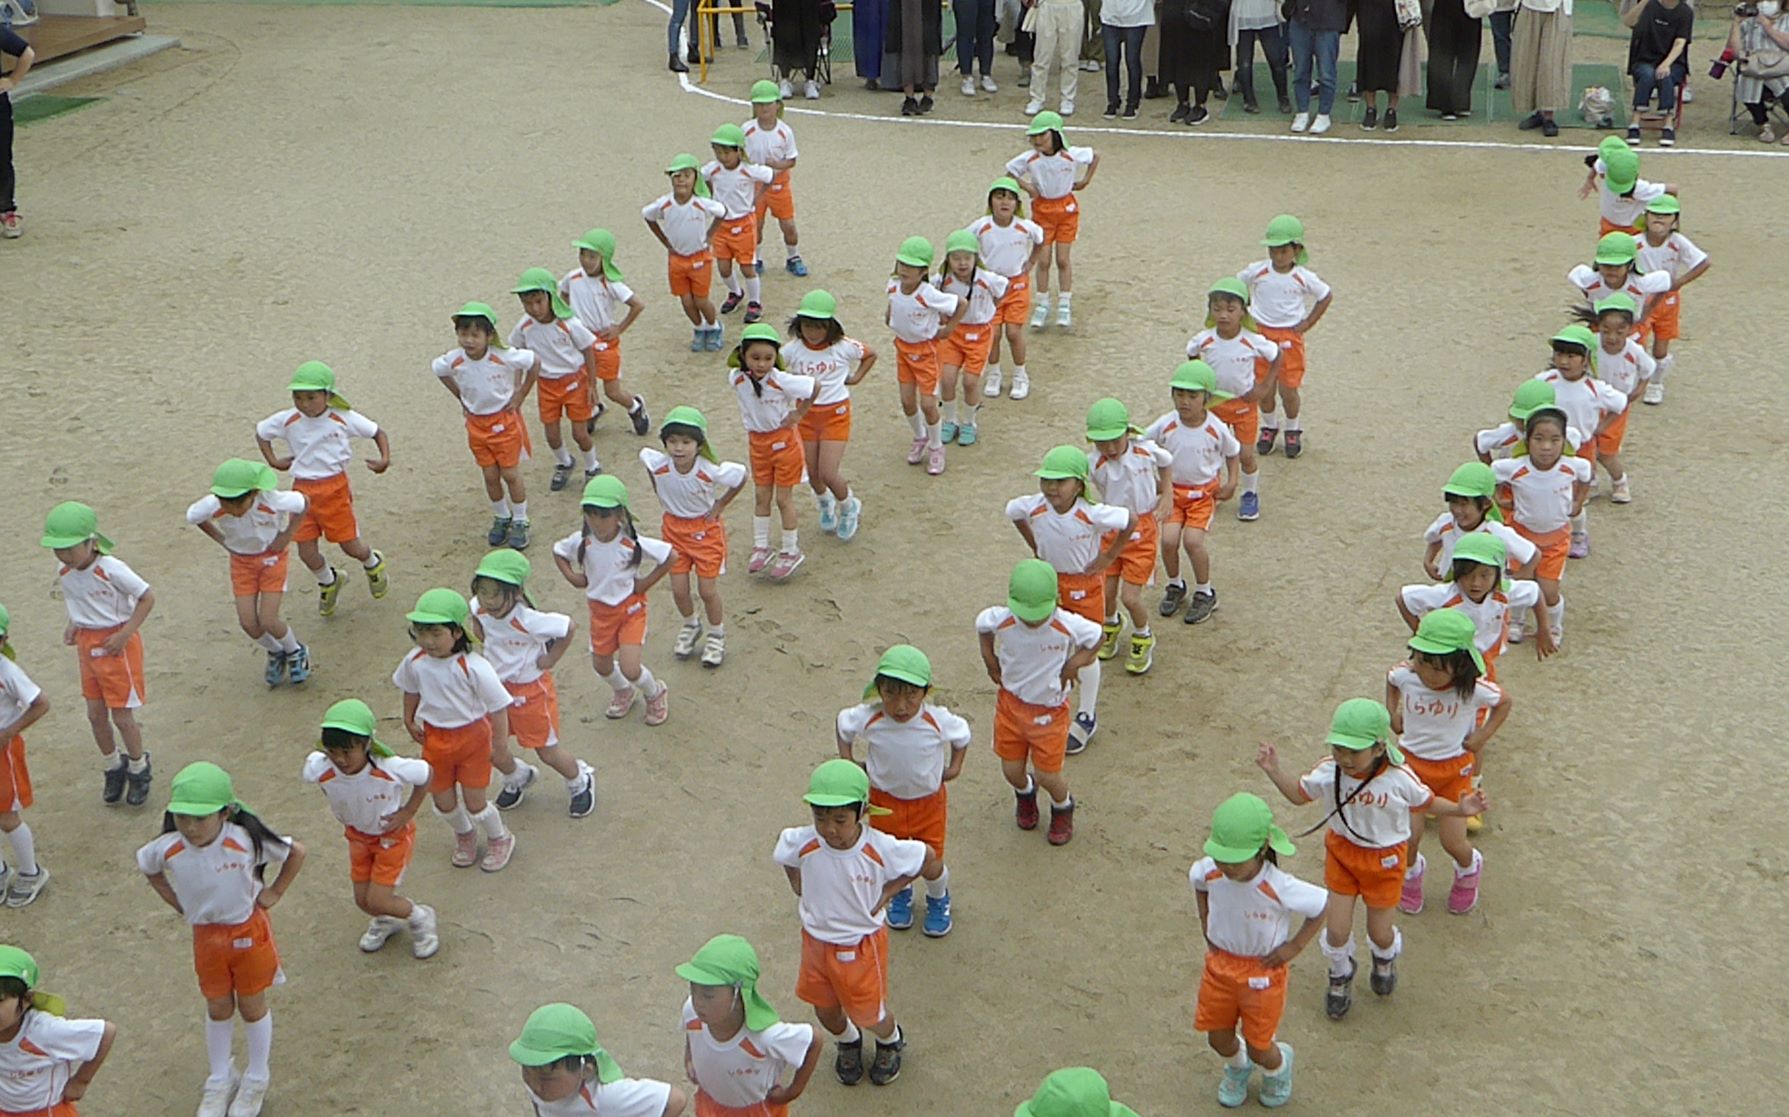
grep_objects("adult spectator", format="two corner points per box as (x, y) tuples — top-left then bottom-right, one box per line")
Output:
(1159, 0), (1227, 123)
(1230, 0), (1291, 114)
(1623, 0), (1692, 146)
(770, 0), (832, 98)
(1490, 0), (1516, 88)
(886, 0), (943, 113)
(1099, 0), (1154, 116)
(1, 21), (32, 239)
(1286, 0), (1346, 133)
(1428, 0), (1483, 118)
(1729, 0), (1789, 142)
(1511, 0), (1571, 136)
(956, 0), (999, 94)
(1354, 0), (1422, 131)
(1082, 0), (1107, 72)
(856, 0), (888, 87)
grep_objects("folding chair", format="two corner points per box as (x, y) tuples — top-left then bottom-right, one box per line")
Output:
(756, 2), (836, 87)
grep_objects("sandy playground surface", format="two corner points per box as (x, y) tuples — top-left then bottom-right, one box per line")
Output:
(2, 3), (1786, 1114)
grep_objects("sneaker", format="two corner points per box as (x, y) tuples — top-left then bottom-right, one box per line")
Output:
(1029, 299), (1050, 330)
(835, 1039), (866, 1086)
(1009, 370), (1031, 400)
(1047, 800), (1075, 845)
(804, 80), (821, 100)
(701, 630), (726, 667)
(568, 767), (597, 817)
(198, 1068), (240, 1117)
(358, 915), (405, 952)
(1184, 589), (1217, 625)
(981, 74), (998, 93)
(786, 255), (809, 276)
(906, 436), (928, 465)
(674, 620), (703, 660)
(1257, 1044), (1294, 1109)
(1493, 72), (1510, 90)
(985, 367), (1003, 397)
(1284, 430), (1303, 459)
(1078, 59), (1101, 72)
(1448, 851), (1483, 914)
(887, 885), (915, 930)
(926, 446), (946, 475)
(1660, 127), (1676, 147)
(550, 462), (574, 491)
(1610, 476), (1632, 504)
(1025, 97), (1045, 115)
(1370, 955), (1397, 996)
(704, 325), (725, 351)
(1311, 113), (1332, 134)
(1121, 104), (1138, 119)
(956, 423), (978, 446)
(286, 644), (312, 684)
(690, 330), (705, 352)
(721, 292), (744, 315)
(1098, 619), (1122, 661)
(836, 496), (863, 541)
(1326, 963), (1355, 1019)
(1158, 583), (1187, 617)
(1256, 428), (1279, 455)
(102, 762), (127, 806)
(1627, 123), (1642, 146)
(264, 650), (288, 688)
(901, 96), (919, 116)
(5, 867), (48, 908)
(1518, 111), (1544, 130)
(940, 421), (958, 445)
(748, 546), (773, 573)
(1067, 712), (1096, 754)
(1682, 83), (1694, 103)
(1542, 118), (1559, 137)
(1642, 380), (1664, 405)
(869, 1036), (905, 1085)
(920, 94), (935, 114)
(1384, 107), (1399, 133)
(1361, 104), (1377, 130)
(1398, 853), (1425, 914)
(494, 762), (538, 810)
(317, 569), (344, 616)
(963, 76), (978, 96)
(0, 212), (20, 239)
(1058, 99), (1075, 116)
(408, 904), (440, 959)
(506, 519), (530, 550)
(644, 681), (671, 725)
(923, 893), (952, 936)
(451, 829), (479, 868)
(630, 397), (651, 435)
(779, 78), (795, 98)
(364, 551), (389, 598)
(1186, 105), (1209, 125)
(1507, 613), (1525, 645)
(1347, 79), (1360, 102)
(1237, 491), (1260, 521)
(766, 551), (805, 580)
(1056, 300), (1072, 328)
(1568, 529), (1589, 559)
(1218, 1059), (1254, 1107)
(228, 1074), (269, 1117)
(743, 301), (763, 324)
(125, 756), (153, 807)
(606, 685), (638, 719)
(480, 832), (516, 872)
(1014, 787), (1040, 830)
(1103, 101), (1119, 119)
(1125, 632), (1154, 676)
(1171, 103), (1191, 123)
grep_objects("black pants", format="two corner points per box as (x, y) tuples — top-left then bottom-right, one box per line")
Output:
(1425, 0), (1480, 114)
(1, 94), (14, 214)
(1234, 25), (1289, 103)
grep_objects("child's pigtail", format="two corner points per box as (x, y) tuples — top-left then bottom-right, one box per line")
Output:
(622, 508), (643, 569)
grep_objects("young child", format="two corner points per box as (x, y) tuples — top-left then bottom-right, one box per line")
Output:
(934, 230), (1008, 448)
(1407, 523), (1551, 672)
(563, 228), (651, 430)
(1580, 295), (1655, 503)
(1577, 136), (1675, 235)
(510, 1003), (688, 1117)
(729, 322), (816, 577)
(1186, 277), (1282, 521)
(744, 82), (808, 277)
(975, 560), (1102, 844)
(836, 645), (969, 937)
(1191, 793), (1325, 1109)
(1420, 462), (1539, 582)
(137, 762), (306, 1117)
(509, 268), (604, 491)
(1492, 408), (1590, 648)
(430, 302), (541, 550)
(392, 588), (516, 871)
(254, 361), (391, 618)
(302, 699), (439, 960)
(185, 459), (311, 686)
(1007, 447), (1135, 751)
(1015, 1069), (1142, 1117)
(40, 502), (154, 807)
(1633, 195), (1709, 404)
(887, 236), (966, 475)
(1239, 216), (1332, 459)
(1005, 113), (1098, 331)
(0, 606), (50, 907)
(772, 759), (941, 1086)
(1535, 325), (1626, 557)
(1085, 399), (1172, 676)
(677, 934), (822, 1115)
(703, 124), (775, 325)
(0, 946), (117, 1113)
(1473, 380), (1584, 465)
(1146, 361), (1241, 626)
(1256, 701), (1483, 1020)
(967, 178), (1047, 400)
(1567, 232), (1674, 329)
(640, 407), (746, 667)
(552, 476), (675, 725)
(643, 155), (728, 352)
(784, 290), (874, 540)
(1386, 611), (1509, 916)
(468, 551), (596, 816)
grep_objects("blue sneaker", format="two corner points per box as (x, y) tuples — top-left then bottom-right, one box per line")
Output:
(886, 886), (914, 930)
(818, 494), (838, 534)
(836, 496), (862, 542)
(956, 423), (978, 446)
(264, 650), (287, 687)
(1237, 491), (1260, 521)
(786, 255), (809, 277)
(922, 892), (952, 937)
(690, 330), (704, 352)
(705, 324), (725, 352)
(1218, 1059), (1254, 1107)
(940, 421), (958, 444)
(1258, 1044), (1294, 1108)
(286, 644), (312, 684)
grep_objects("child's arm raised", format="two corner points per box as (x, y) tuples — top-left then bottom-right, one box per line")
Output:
(60, 1019), (116, 1104)
(766, 1031), (824, 1106)
(708, 479), (747, 523)
(104, 589), (154, 656)
(1254, 742), (1312, 805)
(256, 837), (306, 909)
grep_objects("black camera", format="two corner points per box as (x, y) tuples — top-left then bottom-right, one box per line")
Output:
(1737, 2), (1759, 16)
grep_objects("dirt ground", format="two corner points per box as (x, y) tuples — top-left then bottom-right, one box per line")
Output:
(3, 4), (1786, 1114)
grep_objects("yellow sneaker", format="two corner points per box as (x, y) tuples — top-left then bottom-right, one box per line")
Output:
(363, 551), (389, 599)
(317, 568), (344, 617)
(1098, 620), (1122, 661)
(1125, 632), (1155, 675)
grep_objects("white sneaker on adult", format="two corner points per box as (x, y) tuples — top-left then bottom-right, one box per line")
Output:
(803, 80), (820, 99)
(778, 79), (794, 99)
(1312, 114), (1332, 134)
(962, 76), (976, 96)
(981, 73), (999, 93)
(1291, 112), (1310, 132)
(1059, 99), (1075, 116)
(1009, 370), (1032, 400)
(1025, 97), (1045, 115)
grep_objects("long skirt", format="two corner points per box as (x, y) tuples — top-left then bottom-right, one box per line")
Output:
(1510, 6), (1571, 114)
(773, 0), (825, 75)
(1355, 0), (1403, 91)
(882, 0), (943, 88)
(1426, 0), (1481, 113)
(854, 0), (886, 80)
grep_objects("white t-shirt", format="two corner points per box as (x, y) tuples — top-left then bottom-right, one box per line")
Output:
(1633, 230), (1708, 282)
(1004, 147), (1095, 199)
(1144, 412), (1241, 487)
(886, 280), (960, 344)
(1298, 758), (1433, 849)
(682, 1002), (814, 1110)
(1005, 495), (1131, 574)
(837, 701), (971, 799)
(431, 347), (535, 416)
(552, 531), (674, 607)
(1186, 328), (1278, 398)
(58, 556), (150, 630)
(136, 822), (292, 926)
(1592, 163), (1667, 228)
(1492, 456), (1593, 534)
(965, 215), (1044, 277)
(473, 601), (572, 686)
(1473, 419), (1588, 460)
(1534, 370), (1628, 439)
(1088, 440), (1173, 515)
(1595, 338), (1657, 396)
(641, 193), (727, 256)
(1236, 261), (1331, 329)
(730, 369), (816, 433)
(1567, 264), (1673, 320)
(0, 657), (43, 729)
(781, 337), (868, 407)
(509, 315), (598, 380)
(1423, 514), (1540, 572)
(1189, 859), (1328, 958)
(974, 606), (1103, 708)
(773, 825), (928, 943)
(560, 269), (639, 336)
(1388, 664), (1505, 762)
(302, 751), (432, 835)
(184, 490), (307, 555)
(256, 407), (381, 480)
(525, 1077), (673, 1117)
(701, 160), (775, 219)
(1400, 580), (1543, 660)
(741, 118), (799, 167)
(0, 1012), (108, 1114)
(936, 269), (1010, 327)
(390, 649), (512, 729)
(640, 448), (748, 520)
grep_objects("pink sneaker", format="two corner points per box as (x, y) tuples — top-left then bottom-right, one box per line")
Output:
(1397, 854), (1425, 914)
(605, 685), (637, 719)
(1447, 851), (1482, 914)
(926, 446), (946, 475)
(747, 546), (773, 574)
(643, 682), (670, 726)
(767, 550), (805, 580)
(451, 829), (478, 868)
(480, 832), (515, 872)
(906, 436), (927, 464)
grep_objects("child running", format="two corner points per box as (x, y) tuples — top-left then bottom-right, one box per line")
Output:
(1581, 295), (1654, 501)
(934, 230), (1009, 448)
(1007, 447), (1135, 752)
(0, 606), (50, 907)
(1409, 519), (1551, 669)
(643, 155), (728, 352)
(1577, 137), (1674, 234)
(185, 459), (311, 687)
(887, 236), (966, 475)
(1491, 407), (1591, 648)
(254, 361), (391, 618)
(1005, 113), (1098, 331)
(469, 551), (596, 816)
(1421, 462), (1539, 582)
(562, 229), (651, 430)
(703, 124), (774, 325)
(137, 762), (306, 1117)
(392, 588), (516, 871)
(302, 699), (439, 960)
(510, 1003), (688, 1117)
(731, 322), (816, 577)
(975, 559), (1102, 844)
(509, 268), (604, 491)
(836, 645), (969, 937)
(552, 476), (675, 725)
(1085, 398), (1172, 676)
(1633, 195), (1710, 405)
(40, 502), (154, 807)
(1146, 361), (1241, 626)
(1535, 325), (1627, 556)
(1239, 216), (1332, 459)
(744, 81), (808, 277)
(966, 178), (1046, 400)
(784, 290), (874, 541)
(0, 946), (117, 1113)
(1187, 278), (1282, 521)
(1256, 701), (1483, 1020)
(1191, 793), (1325, 1109)
(640, 407), (747, 667)
(431, 302), (540, 550)
(773, 759), (941, 1086)
(677, 933), (822, 1115)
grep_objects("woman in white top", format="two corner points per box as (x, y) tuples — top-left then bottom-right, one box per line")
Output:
(1099, 0), (1156, 116)
(1229, 0), (1291, 113)
(1731, 3), (1789, 141)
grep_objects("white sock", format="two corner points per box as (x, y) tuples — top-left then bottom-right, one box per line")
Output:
(745, 275), (761, 303)
(908, 412), (927, 438)
(753, 516), (771, 548)
(629, 396), (646, 417)
(1284, 415), (1303, 432)
(832, 1020), (862, 1043)
(1228, 1048), (1251, 1070)
(925, 866), (950, 899)
(434, 803), (472, 834)
(243, 1014), (272, 1082)
(781, 529), (799, 554)
(127, 754), (149, 774)
(277, 629), (300, 653)
(926, 420), (944, 449)
(1077, 659), (1101, 718)
(1168, 577), (1185, 590)
(1547, 597), (1565, 639)
(681, 615), (702, 631)
(1653, 355), (1673, 382)
(1195, 581), (1212, 595)
(634, 666), (660, 696)
(1016, 775), (1036, 796)
(313, 564), (336, 586)
(962, 402), (980, 426)
(1013, 363), (1028, 380)
(1405, 852), (1426, 880)
(700, 316), (717, 329)
(256, 633), (281, 652)
(471, 804), (508, 840)
(511, 501), (528, 522)
(1242, 470), (1260, 495)
(1570, 511), (1587, 534)
(567, 761), (594, 791)
(490, 498), (510, 518)
(581, 448), (599, 472)
(1059, 292), (1073, 308)
(787, 245), (800, 261)
(206, 1017), (235, 1084)
(1321, 934), (1355, 977)
(555, 447), (574, 467)
(1455, 848), (1483, 877)
(100, 752), (123, 772)
(943, 399), (958, 423)
(710, 622), (726, 636)
(1369, 928), (1403, 962)
(4, 823), (36, 877)
(1260, 412), (1280, 431)
(724, 270), (744, 296)
(605, 668), (632, 693)
(1050, 791), (1072, 809)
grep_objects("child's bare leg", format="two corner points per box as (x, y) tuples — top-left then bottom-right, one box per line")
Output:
(695, 294), (719, 323)
(480, 464), (505, 504)
(697, 575), (725, 625)
(1055, 243), (1073, 294)
(205, 994), (238, 1024)
(671, 571), (697, 620)
(963, 371), (985, 410)
(339, 536), (373, 564)
(459, 780), (489, 815)
(571, 419), (594, 454)
(814, 1005), (850, 1037)
(1102, 574), (1120, 623)
(1187, 528), (1212, 585)
(1119, 581), (1148, 629)
(939, 365), (960, 407)
(773, 486), (798, 532)
(1280, 385), (1302, 424)
(490, 732), (520, 778)
(900, 380), (920, 419)
(1159, 522), (1184, 581)
(499, 465), (528, 507)
(1601, 448), (1625, 483)
(85, 698), (117, 758)
(1537, 576), (1561, 607)
(111, 709), (144, 760)
(296, 538), (326, 575)
(1033, 255), (1052, 298)
(679, 294), (702, 326)
(604, 378), (638, 410)
(256, 594), (289, 643)
(355, 879), (414, 920)
(1436, 814), (1474, 869)
(753, 484), (774, 517)
(535, 743), (582, 781)
(816, 441), (849, 500)
(1260, 383), (1281, 428)
(1363, 905), (1398, 956)
(1000, 757), (1032, 790)
(1033, 767), (1070, 804)
(778, 216), (799, 255)
(233, 596), (266, 642)
(864, 1013), (898, 1041)
(236, 991), (269, 1025)
(544, 419), (565, 456)
(1005, 321), (1028, 365)
(919, 392), (941, 426)
(1322, 892), (1355, 953)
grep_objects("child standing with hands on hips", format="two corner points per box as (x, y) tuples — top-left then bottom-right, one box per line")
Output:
(509, 268), (605, 492)
(431, 302), (540, 550)
(185, 460), (311, 687)
(640, 407), (747, 667)
(785, 290), (875, 541)
(1085, 398), (1172, 676)
(1006, 113), (1098, 331)
(1186, 278), (1282, 521)
(0, 945), (117, 1114)
(966, 178), (1047, 400)
(729, 323), (816, 578)
(934, 230), (1009, 448)
(1492, 406), (1591, 648)
(561, 229), (651, 430)
(704, 125), (775, 325)
(0, 605), (51, 907)
(643, 155), (728, 352)
(887, 236), (966, 475)
(1633, 195), (1709, 404)
(677, 934), (822, 1115)
(1240, 216), (1332, 459)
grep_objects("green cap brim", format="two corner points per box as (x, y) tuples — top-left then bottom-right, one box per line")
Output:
(406, 609), (458, 625)
(1008, 596), (1055, 624)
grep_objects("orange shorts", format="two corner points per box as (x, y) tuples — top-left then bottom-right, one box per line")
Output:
(192, 906), (281, 1001)
(748, 429), (805, 487)
(936, 324), (995, 376)
(894, 337), (942, 396)
(1211, 398), (1260, 451)
(587, 595), (648, 657)
(465, 410), (528, 470)
(592, 338), (623, 381)
(1594, 409), (1630, 459)
(1324, 830), (1406, 909)
(1032, 194), (1081, 245)
(662, 514), (729, 579)
(293, 472), (360, 545)
(697, 1094), (788, 1117)
(1256, 326), (1306, 390)
(1599, 217), (1640, 237)
(422, 720), (493, 794)
(505, 676), (561, 750)
(1513, 522), (1570, 581)
(1404, 752), (1474, 805)
(538, 371), (597, 425)
(669, 251), (715, 298)
(345, 822), (416, 887)
(870, 786), (947, 860)
(711, 216), (758, 264)
(0, 736), (32, 812)
(799, 398), (853, 443)
(1644, 291), (1680, 342)
(993, 689), (1071, 775)
(229, 550), (289, 598)
(796, 927), (890, 1027)
(1168, 481), (1220, 531)
(755, 174), (796, 221)
(1056, 570), (1105, 624)
(1194, 948), (1290, 1049)
(1112, 515), (1159, 587)
(2, 1103), (77, 1117)
(993, 273), (1032, 326)
(74, 626), (145, 710)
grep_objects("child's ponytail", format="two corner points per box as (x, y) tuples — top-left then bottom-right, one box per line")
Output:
(620, 508), (643, 569)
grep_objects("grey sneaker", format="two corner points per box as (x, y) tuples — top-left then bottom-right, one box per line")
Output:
(1184, 589), (1218, 624)
(4, 866), (48, 908)
(358, 916), (405, 952)
(1158, 583), (1187, 617)
(102, 761), (127, 805)
(568, 765), (597, 818)
(506, 519), (531, 550)
(487, 517), (512, 546)
(124, 754), (153, 807)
